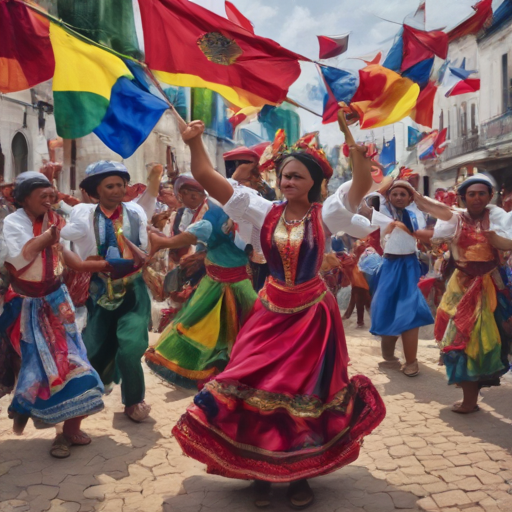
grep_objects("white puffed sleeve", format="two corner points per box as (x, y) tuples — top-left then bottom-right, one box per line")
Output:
(60, 203), (95, 242)
(323, 181), (388, 238)
(3, 210), (35, 270)
(432, 213), (459, 242)
(223, 184), (273, 230)
(489, 205), (512, 238)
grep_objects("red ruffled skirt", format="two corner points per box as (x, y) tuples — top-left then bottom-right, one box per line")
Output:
(173, 292), (385, 482)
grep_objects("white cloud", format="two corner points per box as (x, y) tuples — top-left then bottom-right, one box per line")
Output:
(228, 0), (492, 138)
(240, 3), (278, 25)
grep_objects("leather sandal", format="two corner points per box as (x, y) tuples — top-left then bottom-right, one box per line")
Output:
(401, 360), (419, 377)
(50, 434), (71, 459)
(287, 480), (314, 510)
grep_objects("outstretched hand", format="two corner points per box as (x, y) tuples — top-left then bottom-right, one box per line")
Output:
(180, 120), (205, 145)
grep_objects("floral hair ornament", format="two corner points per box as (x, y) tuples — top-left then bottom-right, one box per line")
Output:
(259, 129), (334, 179)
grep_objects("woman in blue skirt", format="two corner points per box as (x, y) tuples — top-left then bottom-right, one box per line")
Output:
(368, 181), (434, 377)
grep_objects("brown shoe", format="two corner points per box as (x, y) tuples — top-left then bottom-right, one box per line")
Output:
(124, 401), (151, 422)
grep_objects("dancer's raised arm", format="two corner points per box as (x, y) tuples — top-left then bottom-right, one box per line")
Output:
(182, 121), (234, 205)
(337, 108), (373, 212)
(412, 190), (454, 221)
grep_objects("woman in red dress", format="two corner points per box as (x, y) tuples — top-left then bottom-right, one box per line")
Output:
(172, 112), (386, 508)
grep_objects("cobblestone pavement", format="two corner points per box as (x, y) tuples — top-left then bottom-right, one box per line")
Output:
(2, 320), (512, 512)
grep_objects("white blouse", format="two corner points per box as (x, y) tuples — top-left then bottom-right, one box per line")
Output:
(60, 201), (148, 260)
(223, 180), (390, 247)
(433, 205), (512, 241)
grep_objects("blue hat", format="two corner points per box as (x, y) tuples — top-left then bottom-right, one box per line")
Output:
(79, 160), (131, 194)
(84, 160), (130, 179)
(458, 173), (495, 195)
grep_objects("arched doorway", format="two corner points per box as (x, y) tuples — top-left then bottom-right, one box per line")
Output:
(12, 132), (28, 176)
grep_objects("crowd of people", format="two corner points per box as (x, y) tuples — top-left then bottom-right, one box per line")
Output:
(1, 109), (512, 509)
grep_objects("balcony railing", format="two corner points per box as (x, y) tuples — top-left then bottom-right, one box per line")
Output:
(481, 110), (512, 142)
(441, 133), (480, 160)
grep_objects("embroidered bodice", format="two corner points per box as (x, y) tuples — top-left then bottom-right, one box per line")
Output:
(261, 203), (324, 286)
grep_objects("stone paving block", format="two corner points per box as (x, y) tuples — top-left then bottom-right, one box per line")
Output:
(466, 490), (489, 503)
(388, 491), (419, 509)
(422, 481), (451, 494)
(46, 500), (80, 512)
(417, 496), (439, 511)
(446, 455), (472, 467)
(0, 500), (30, 512)
(431, 490), (471, 508)
(457, 477), (483, 492)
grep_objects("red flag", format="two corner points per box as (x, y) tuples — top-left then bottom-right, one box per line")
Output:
(410, 81), (437, 127)
(139, 0), (305, 108)
(401, 25), (448, 72)
(225, 1), (254, 34)
(449, 78), (480, 96)
(317, 34), (349, 60)
(0, 0), (55, 93)
(434, 127), (448, 155)
(448, 0), (493, 42)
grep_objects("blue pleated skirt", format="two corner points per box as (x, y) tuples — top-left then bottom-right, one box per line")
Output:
(370, 254), (434, 336)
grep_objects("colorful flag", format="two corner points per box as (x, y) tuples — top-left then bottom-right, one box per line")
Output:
(417, 128), (448, 160)
(409, 81), (437, 127)
(418, 130), (439, 160)
(317, 34), (350, 60)
(228, 106), (261, 130)
(379, 137), (397, 176)
(0, 0), (54, 93)
(318, 64), (359, 124)
(349, 65), (420, 129)
(50, 23), (168, 157)
(441, 59), (480, 97)
(448, 0), (492, 42)
(138, 0), (304, 108)
(407, 126), (426, 149)
(402, 57), (434, 90)
(401, 25), (448, 72)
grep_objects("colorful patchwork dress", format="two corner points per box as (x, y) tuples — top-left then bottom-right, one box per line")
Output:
(0, 209), (103, 429)
(145, 204), (257, 389)
(434, 208), (512, 386)
(172, 187), (385, 482)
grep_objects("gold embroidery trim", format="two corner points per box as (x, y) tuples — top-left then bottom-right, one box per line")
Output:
(204, 380), (351, 418)
(259, 292), (327, 314)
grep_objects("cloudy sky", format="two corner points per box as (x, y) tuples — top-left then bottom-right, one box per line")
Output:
(226, 0), (501, 146)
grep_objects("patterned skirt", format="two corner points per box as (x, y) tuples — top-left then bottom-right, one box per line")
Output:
(145, 269), (257, 389)
(435, 267), (512, 386)
(172, 292), (386, 482)
(0, 285), (104, 428)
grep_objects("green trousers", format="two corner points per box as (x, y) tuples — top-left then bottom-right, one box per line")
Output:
(83, 276), (150, 407)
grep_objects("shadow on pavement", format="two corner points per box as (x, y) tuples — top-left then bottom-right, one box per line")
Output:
(162, 466), (422, 512)
(438, 382), (512, 452)
(378, 362), (461, 406)
(0, 420), (162, 503)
